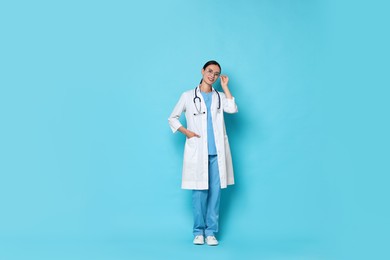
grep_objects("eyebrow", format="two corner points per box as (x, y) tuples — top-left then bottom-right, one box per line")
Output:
(207, 69), (221, 74)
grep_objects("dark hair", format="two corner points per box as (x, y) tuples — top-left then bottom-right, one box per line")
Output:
(203, 60), (221, 70)
(200, 60), (221, 84)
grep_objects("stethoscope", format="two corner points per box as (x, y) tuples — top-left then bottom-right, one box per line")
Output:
(193, 86), (221, 116)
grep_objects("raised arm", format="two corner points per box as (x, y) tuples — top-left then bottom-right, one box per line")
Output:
(220, 75), (238, 113)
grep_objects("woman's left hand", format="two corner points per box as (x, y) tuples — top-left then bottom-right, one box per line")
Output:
(220, 75), (233, 99)
(220, 75), (229, 89)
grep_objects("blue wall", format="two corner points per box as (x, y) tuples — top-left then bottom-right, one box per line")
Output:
(1, 0), (389, 259)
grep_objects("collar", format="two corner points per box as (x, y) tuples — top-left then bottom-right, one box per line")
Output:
(196, 85), (216, 94)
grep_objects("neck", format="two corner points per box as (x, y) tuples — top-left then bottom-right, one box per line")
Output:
(200, 81), (212, 93)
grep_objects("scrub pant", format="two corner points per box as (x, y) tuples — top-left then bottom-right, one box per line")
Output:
(192, 155), (221, 237)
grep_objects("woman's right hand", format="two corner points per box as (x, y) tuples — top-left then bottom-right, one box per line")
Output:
(186, 130), (200, 139)
(178, 126), (200, 139)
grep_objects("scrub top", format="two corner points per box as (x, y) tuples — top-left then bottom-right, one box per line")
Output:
(201, 91), (217, 155)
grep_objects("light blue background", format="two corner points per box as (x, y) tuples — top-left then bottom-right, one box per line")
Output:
(1, 0), (389, 259)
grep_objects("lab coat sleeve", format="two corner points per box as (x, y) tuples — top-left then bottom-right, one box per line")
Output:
(221, 93), (238, 114)
(168, 93), (186, 133)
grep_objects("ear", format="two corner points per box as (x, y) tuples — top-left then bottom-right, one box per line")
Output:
(201, 68), (205, 75)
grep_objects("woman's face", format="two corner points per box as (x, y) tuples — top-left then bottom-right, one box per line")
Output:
(201, 64), (221, 85)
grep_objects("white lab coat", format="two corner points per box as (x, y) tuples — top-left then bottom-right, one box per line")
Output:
(168, 87), (238, 190)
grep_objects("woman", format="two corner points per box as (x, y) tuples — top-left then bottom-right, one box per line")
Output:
(168, 60), (238, 246)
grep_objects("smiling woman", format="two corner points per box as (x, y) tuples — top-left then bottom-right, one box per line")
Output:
(168, 60), (238, 246)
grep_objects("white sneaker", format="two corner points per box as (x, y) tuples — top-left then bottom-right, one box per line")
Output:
(205, 236), (219, 246)
(193, 235), (204, 245)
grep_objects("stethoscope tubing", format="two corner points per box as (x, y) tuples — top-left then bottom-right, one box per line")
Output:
(193, 86), (221, 116)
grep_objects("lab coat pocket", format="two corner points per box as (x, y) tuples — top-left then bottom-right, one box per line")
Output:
(224, 135), (232, 162)
(184, 137), (198, 161)
(224, 134), (234, 183)
(183, 137), (199, 181)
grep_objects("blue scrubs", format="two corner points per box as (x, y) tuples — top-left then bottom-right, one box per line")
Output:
(192, 91), (221, 237)
(201, 91), (217, 155)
